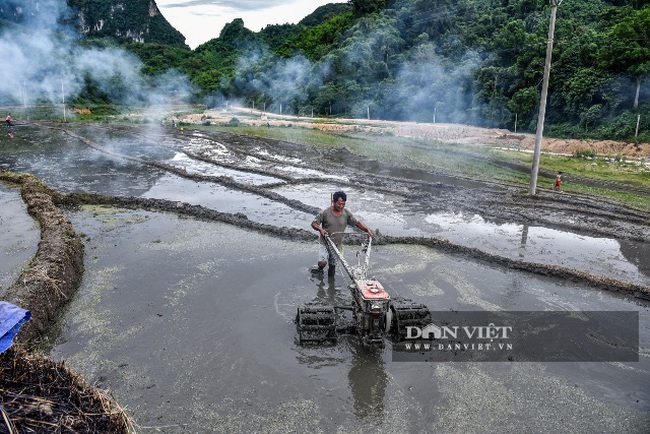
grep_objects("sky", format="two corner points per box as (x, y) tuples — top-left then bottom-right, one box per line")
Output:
(156, 0), (348, 49)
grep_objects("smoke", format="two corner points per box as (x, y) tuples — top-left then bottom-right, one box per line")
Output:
(0, 0), (194, 115)
(221, 1), (482, 123)
(377, 42), (481, 123)
(229, 42), (330, 115)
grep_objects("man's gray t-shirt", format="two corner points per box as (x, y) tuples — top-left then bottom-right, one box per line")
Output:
(314, 207), (358, 247)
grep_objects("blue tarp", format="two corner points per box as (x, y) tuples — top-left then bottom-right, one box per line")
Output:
(0, 301), (31, 353)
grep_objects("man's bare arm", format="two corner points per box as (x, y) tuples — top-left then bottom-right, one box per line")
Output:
(356, 221), (374, 238)
(312, 220), (326, 235)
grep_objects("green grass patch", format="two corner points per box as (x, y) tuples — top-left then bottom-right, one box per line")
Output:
(491, 149), (650, 187)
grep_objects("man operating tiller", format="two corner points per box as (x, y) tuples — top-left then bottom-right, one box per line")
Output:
(311, 191), (374, 277)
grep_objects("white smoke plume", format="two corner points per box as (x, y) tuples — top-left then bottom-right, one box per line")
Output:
(0, 0), (193, 113)
(222, 3), (482, 122)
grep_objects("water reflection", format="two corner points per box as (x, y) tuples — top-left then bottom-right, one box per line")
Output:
(317, 274), (336, 301)
(348, 343), (388, 419)
(519, 223), (530, 258)
(0, 185), (40, 289)
(310, 273), (389, 419)
(0, 125), (167, 196)
(312, 274), (345, 306)
(166, 152), (283, 186)
(425, 211), (650, 285)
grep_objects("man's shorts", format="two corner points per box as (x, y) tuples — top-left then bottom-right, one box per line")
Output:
(319, 243), (337, 263)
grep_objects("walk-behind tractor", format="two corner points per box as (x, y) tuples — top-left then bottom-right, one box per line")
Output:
(296, 234), (431, 346)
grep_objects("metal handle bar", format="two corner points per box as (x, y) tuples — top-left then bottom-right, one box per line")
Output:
(323, 233), (372, 281)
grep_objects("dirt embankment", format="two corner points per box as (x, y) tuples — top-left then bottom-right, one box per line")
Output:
(0, 172), (83, 345)
(181, 109), (650, 158)
(0, 172), (133, 433)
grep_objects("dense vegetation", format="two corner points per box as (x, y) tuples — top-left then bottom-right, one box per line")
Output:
(3, 0), (649, 142)
(117, 0), (649, 142)
(0, 0), (187, 47)
(67, 0), (187, 47)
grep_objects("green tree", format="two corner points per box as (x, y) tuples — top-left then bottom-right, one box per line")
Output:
(598, 6), (650, 109)
(349, 0), (388, 15)
(509, 86), (539, 129)
(219, 18), (256, 45)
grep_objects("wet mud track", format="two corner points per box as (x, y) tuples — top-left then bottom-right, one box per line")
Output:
(1, 123), (650, 432)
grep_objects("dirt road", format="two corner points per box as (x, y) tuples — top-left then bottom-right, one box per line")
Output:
(181, 108), (650, 158)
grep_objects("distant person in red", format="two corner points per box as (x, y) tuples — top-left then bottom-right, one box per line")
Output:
(553, 171), (562, 191)
(5, 113), (14, 138)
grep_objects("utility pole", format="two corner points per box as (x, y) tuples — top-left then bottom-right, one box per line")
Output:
(529, 0), (562, 195)
(514, 113), (518, 133)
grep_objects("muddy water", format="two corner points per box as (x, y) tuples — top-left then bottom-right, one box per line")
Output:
(2, 124), (648, 286)
(167, 152), (283, 186)
(2, 123), (649, 432)
(0, 184), (39, 290)
(142, 174), (314, 228)
(274, 183), (650, 285)
(0, 125), (168, 196)
(51, 208), (649, 433)
(422, 212), (649, 285)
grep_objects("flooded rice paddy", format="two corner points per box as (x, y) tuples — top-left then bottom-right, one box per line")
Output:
(0, 184), (39, 288)
(1, 123), (649, 432)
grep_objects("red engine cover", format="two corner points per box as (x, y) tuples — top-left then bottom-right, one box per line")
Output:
(358, 280), (390, 300)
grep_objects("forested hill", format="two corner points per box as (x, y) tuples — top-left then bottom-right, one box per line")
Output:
(0, 0), (187, 47)
(127, 0), (649, 141)
(2, 0), (647, 142)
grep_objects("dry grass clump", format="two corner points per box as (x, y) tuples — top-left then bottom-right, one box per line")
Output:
(0, 347), (134, 433)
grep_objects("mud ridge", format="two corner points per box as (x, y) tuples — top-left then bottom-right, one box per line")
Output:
(0, 172), (84, 345)
(176, 145), (297, 182)
(178, 128), (481, 193)
(86, 124), (460, 196)
(206, 128), (650, 207)
(385, 235), (650, 302)
(474, 192), (650, 242)
(58, 125), (459, 215)
(67, 192), (650, 302)
(470, 204), (649, 243)
(65, 192), (317, 242)
(108, 125), (302, 182)
(510, 191), (650, 221)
